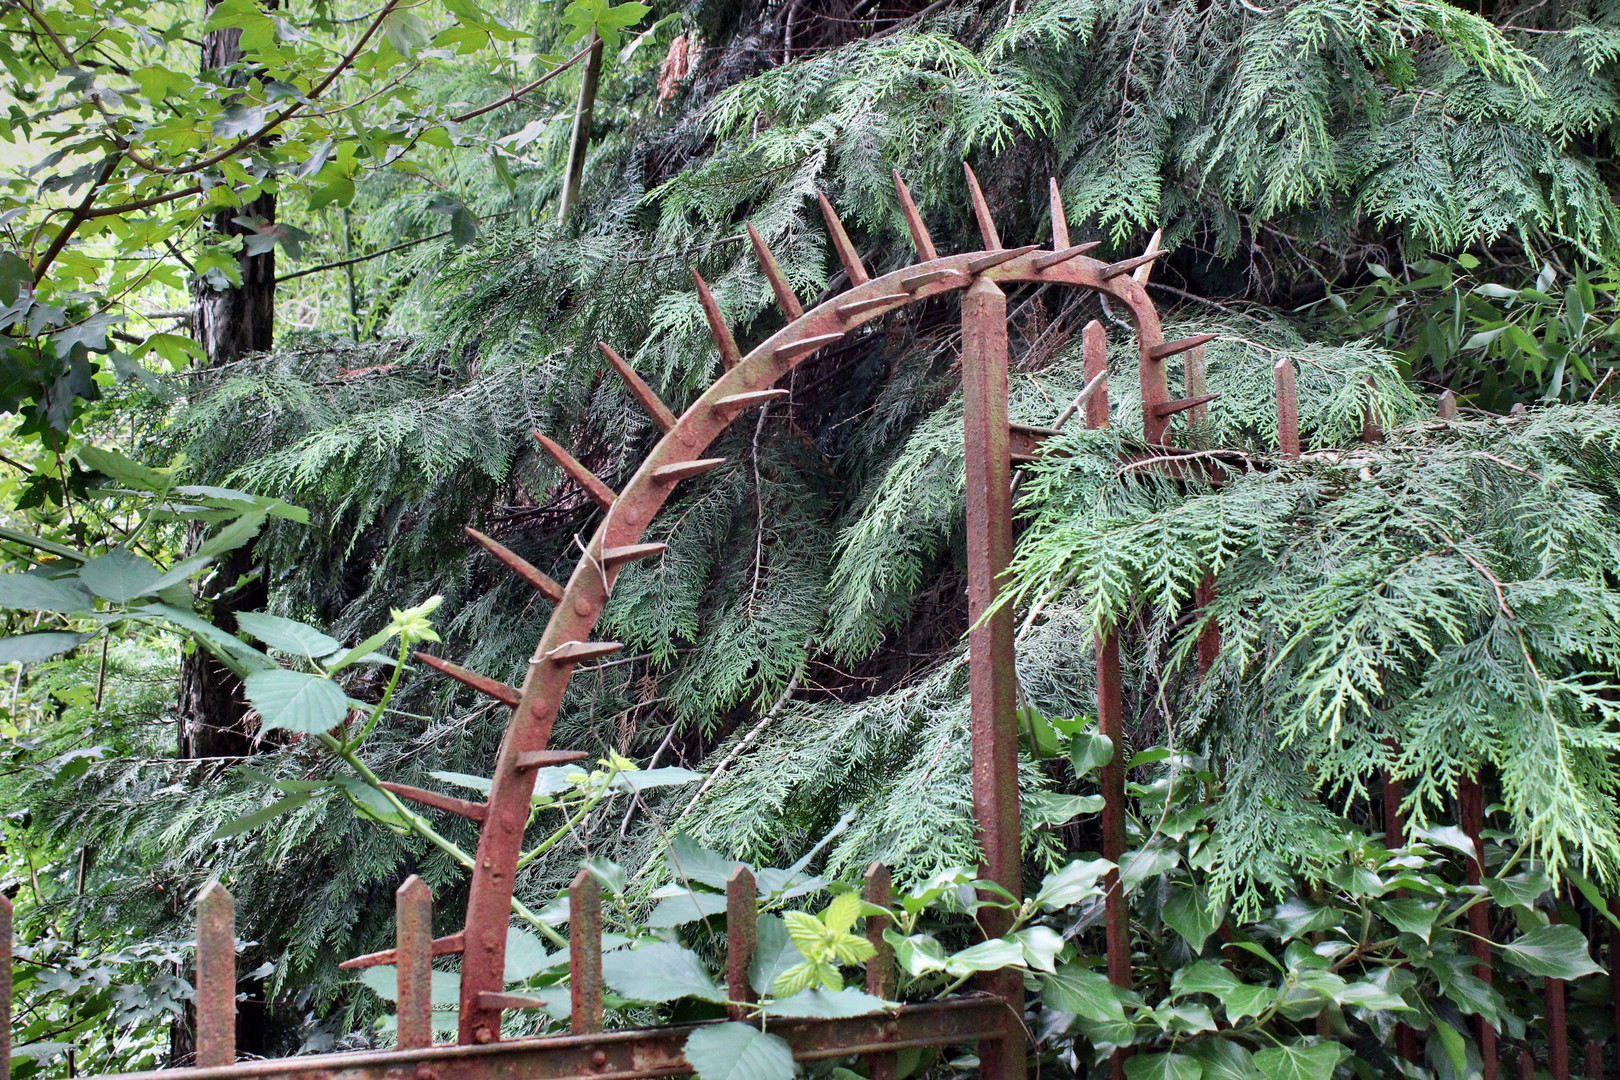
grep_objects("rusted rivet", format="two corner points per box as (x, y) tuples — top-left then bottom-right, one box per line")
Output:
(574, 597), (593, 617)
(415, 1068), (439, 1080)
(474, 1026), (495, 1044)
(592, 1051), (608, 1067)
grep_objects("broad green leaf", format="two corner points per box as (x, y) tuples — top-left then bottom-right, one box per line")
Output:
(1035, 857), (1113, 909)
(1272, 899), (1337, 941)
(358, 966), (460, 1006)
(1432, 1021), (1467, 1074)
(601, 941), (726, 1003)
(1163, 885), (1220, 952)
(1377, 898), (1438, 943)
(647, 891), (729, 927)
(236, 611), (340, 659)
(245, 669), (349, 733)
(1121, 842), (1180, 888)
(79, 548), (161, 602)
(944, 937), (1025, 975)
(1498, 924), (1603, 979)
(430, 771), (492, 793)
(666, 834), (742, 889)
(613, 766), (703, 791)
(1218, 983), (1276, 1023)
(1041, 963), (1125, 1023)
(1015, 926), (1064, 972)
(0, 632), (86, 664)
(131, 603), (276, 673)
(0, 573), (91, 613)
(585, 855), (624, 896)
(212, 791), (314, 839)
(1484, 870), (1551, 910)
(1185, 1038), (1257, 1080)
(505, 927), (553, 982)
(1070, 730), (1113, 775)
(823, 891), (861, 934)
(76, 445), (170, 491)
(337, 776), (409, 827)
(1336, 980), (1408, 1011)
(1412, 824), (1478, 859)
(884, 931), (949, 978)
(751, 915), (801, 995)
(1171, 961), (1238, 998)
(1252, 1042), (1341, 1080)
(682, 1023), (796, 1080)
(1124, 1052), (1201, 1080)
(760, 988), (888, 1018)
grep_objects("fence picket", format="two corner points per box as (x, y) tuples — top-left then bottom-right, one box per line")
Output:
(864, 864), (896, 1080)
(3, 894), (11, 1080)
(569, 871), (602, 1034)
(396, 877), (433, 1050)
(195, 882), (236, 1068)
(725, 867), (757, 1021)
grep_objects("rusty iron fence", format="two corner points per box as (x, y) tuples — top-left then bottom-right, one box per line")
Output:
(3, 165), (1618, 1080)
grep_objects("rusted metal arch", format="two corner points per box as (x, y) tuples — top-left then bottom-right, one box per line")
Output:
(426, 175), (1186, 1045)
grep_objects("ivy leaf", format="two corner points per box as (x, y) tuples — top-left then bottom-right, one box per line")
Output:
(1070, 730), (1113, 775)
(1185, 1038), (1256, 1080)
(1124, 1052), (1201, 1080)
(601, 942), (726, 1003)
(236, 611), (341, 660)
(79, 547), (161, 602)
(1252, 1041), (1342, 1080)
(1217, 983), (1276, 1023)
(1484, 870), (1552, 910)
(1035, 857), (1113, 909)
(1041, 963), (1125, 1023)
(682, 1023), (796, 1080)
(0, 631), (87, 663)
(1014, 926), (1064, 972)
(760, 988), (888, 1018)
(1498, 924), (1603, 979)
(1376, 898), (1438, 943)
(1163, 885), (1220, 952)
(1170, 961), (1238, 998)
(943, 937), (1024, 975)
(244, 669), (349, 734)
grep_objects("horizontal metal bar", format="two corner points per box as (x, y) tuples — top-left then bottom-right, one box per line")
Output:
(86, 999), (1008, 1080)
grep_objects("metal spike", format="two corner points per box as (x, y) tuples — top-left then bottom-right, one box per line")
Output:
(602, 542), (667, 568)
(394, 877), (432, 1051)
(598, 343), (676, 432)
(692, 271), (742, 370)
(746, 224), (804, 320)
(900, 268), (962, 291)
(816, 191), (869, 286)
(1033, 241), (1101, 271)
(775, 333), (844, 361)
(466, 528), (565, 603)
(415, 651), (520, 707)
(570, 870), (603, 1034)
(1133, 228), (1163, 285)
(1148, 333), (1217, 361)
(340, 931), (465, 971)
(546, 640), (624, 664)
(476, 991), (556, 1011)
(1100, 250), (1166, 279)
(652, 458), (725, 484)
(195, 883), (236, 1069)
(966, 245), (1040, 274)
(961, 162), (1002, 250)
(892, 170), (937, 262)
(1438, 389), (1458, 419)
(837, 293), (910, 320)
(533, 431), (617, 511)
(1276, 359), (1299, 459)
(515, 749), (590, 769)
(1048, 177), (1070, 250)
(379, 782), (489, 822)
(1151, 393), (1221, 419)
(713, 389), (789, 412)
(725, 867), (757, 1021)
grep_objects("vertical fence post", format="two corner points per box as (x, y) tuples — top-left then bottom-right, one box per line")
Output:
(195, 882), (236, 1068)
(1082, 318), (1129, 1080)
(865, 864), (896, 1080)
(569, 870), (602, 1035)
(2, 893), (11, 1080)
(1547, 907), (1569, 1080)
(960, 272), (1024, 1080)
(395, 876), (433, 1051)
(1461, 777), (1498, 1080)
(1584, 1041), (1601, 1080)
(725, 868), (757, 1021)
(1275, 360), (1299, 460)
(1520, 1051), (1536, 1080)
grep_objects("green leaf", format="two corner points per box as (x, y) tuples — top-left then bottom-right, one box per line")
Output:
(131, 603), (275, 672)
(822, 891), (860, 934)
(1014, 926), (1064, 972)
(1041, 963), (1125, 1023)
(76, 444), (171, 491)
(236, 611), (341, 659)
(1217, 983), (1276, 1023)
(585, 855), (624, 896)
(384, 8), (434, 55)
(682, 1023), (796, 1080)
(1071, 730), (1113, 775)
(505, 927), (553, 982)
(943, 937), (1024, 975)
(358, 965), (461, 1006)
(647, 890), (729, 927)
(1252, 1042), (1341, 1080)
(1124, 1052), (1201, 1080)
(0, 632), (86, 663)
(0, 573), (91, 613)
(760, 988), (888, 1018)
(1122, 842), (1180, 888)
(426, 194), (478, 246)
(751, 916), (802, 995)
(0, 249), (31, 306)
(1035, 857), (1113, 909)
(1484, 870), (1551, 911)
(78, 548), (161, 602)
(666, 834), (742, 889)
(613, 766), (703, 790)
(884, 930), (949, 978)
(1185, 1038), (1257, 1080)
(212, 792), (314, 839)
(244, 669), (349, 734)
(1171, 961), (1238, 998)
(1163, 885), (1220, 952)
(1432, 1021), (1467, 1075)
(1377, 898), (1438, 943)
(1498, 924), (1603, 979)
(1336, 980), (1408, 1012)
(601, 942), (726, 1003)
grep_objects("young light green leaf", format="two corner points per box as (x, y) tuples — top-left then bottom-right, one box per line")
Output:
(682, 1023), (796, 1080)
(245, 669), (349, 733)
